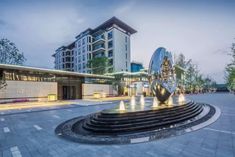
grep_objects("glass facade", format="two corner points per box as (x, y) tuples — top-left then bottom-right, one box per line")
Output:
(131, 62), (144, 72)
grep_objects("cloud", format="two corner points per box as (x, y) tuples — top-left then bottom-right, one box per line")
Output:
(1, 0), (235, 83)
(0, 19), (6, 26)
(114, 0), (136, 15)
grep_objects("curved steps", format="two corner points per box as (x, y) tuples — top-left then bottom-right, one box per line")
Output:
(73, 101), (203, 135)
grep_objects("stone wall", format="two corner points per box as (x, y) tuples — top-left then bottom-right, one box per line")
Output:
(82, 84), (117, 99)
(0, 80), (57, 103)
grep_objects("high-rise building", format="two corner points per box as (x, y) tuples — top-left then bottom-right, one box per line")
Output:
(53, 17), (137, 73)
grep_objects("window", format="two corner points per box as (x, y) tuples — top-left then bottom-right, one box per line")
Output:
(125, 36), (128, 42)
(82, 46), (85, 53)
(108, 31), (113, 40)
(125, 44), (127, 51)
(108, 50), (113, 57)
(108, 59), (113, 66)
(108, 41), (113, 48)
(82, 38), (85, 45)
(89, 45), (91, 51)
(82, 55), (85, 61)
(89, 53), (92, 60)
(77, 41), (81, 47)
(126, 53), (127, 59)
(65, 57), (70, 62)
(83, 63), (86, 69)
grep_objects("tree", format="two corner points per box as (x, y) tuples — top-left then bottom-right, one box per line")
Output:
(87, 56), (108, 74)
(225, 42), (235, 91)
(0, 38), (26, 65)
(175, 53), (187, 69)
(175, 53), (216, 93)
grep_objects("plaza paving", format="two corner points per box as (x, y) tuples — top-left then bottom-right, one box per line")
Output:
(0, 93), (235, 157)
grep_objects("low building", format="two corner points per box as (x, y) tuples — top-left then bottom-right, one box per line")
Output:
(0, 64), (116, 103)
(106, 71), (150, 96)
(131, 61), (144, 72)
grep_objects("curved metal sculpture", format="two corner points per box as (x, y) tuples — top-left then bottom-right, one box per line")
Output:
(149, 47), (176, 103)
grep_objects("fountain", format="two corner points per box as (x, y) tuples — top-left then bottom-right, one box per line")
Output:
(130, 96), (136, 110)
(152, 97), (159, 108)
(55, 47), (220, 144)
(119, 101), (125, 111)
(140, 95), (145, 109)
(178, 93), (185, 104)
(167, 96), (173, 106)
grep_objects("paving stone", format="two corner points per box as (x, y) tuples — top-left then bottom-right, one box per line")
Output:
(0, 94), (234, 156)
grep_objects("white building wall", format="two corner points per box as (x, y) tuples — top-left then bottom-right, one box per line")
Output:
(75, 35), (91, 73)
(113, 28), (130, 72)
(0, 81), (57, 102)
(82, 83), (117, 99)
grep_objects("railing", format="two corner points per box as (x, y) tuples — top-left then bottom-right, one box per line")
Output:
(93, 35), (105, 43)
(93, 44), (105, 51)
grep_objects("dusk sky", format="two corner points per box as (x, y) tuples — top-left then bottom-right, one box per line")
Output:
(1, 0), (235, 83)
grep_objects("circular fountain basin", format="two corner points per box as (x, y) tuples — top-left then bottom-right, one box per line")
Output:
(55, 100), (220, 144)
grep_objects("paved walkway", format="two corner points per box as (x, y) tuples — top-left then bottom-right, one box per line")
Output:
(0, 93), (235, 157)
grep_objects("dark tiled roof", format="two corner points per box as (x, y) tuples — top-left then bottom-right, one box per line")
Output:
(93, 16), (137, 34)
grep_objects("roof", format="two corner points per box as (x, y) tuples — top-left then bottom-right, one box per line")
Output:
(131, 61), (143, 65)
(93, 17), (137, 34)
(75, 16), (137, 39)
(53, 42), (75, 57)
(0, 64), (114, 79)
(105, 71), (148, 76)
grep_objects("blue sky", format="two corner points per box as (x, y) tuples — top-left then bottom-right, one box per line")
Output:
(1, 0), (235, 83)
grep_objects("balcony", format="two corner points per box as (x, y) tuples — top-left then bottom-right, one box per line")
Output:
(93, 52), (105, 58)
(93, 35), (105, 45)
(92, 44), (105, 53)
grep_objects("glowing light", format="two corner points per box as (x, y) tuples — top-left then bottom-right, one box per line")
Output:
(93, 92), (101, 99)
(140, 95), (145, 110)
(157, 85), (160, 90)
(161, 88), (165, 95)
(178, 93), (185, 104)
(119, 101), (125, 111)
(152, 97), (159, 108)
(130, 96), (136, 109)
(48, 94), (57, 101)
(168, 96), (173, 106)
(140, 95), (145, 106)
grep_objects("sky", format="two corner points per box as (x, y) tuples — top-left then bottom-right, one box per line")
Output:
(0, 0), (235, 83)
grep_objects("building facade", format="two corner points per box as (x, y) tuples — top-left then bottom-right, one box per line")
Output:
(0, 64), (116, 103)
(53, 17), (137, 74)
(131, 61), (144, 72)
